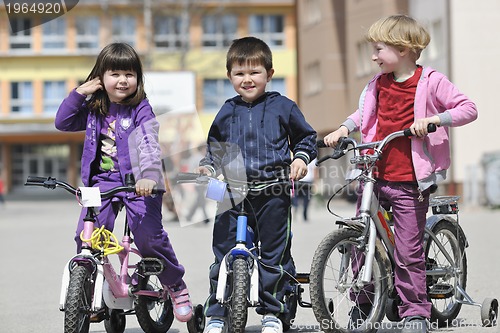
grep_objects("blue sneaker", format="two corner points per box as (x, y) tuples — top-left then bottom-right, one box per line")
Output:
(261, 314), (283, 333)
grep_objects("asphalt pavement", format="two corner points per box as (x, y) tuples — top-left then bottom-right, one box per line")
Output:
(0, 196), (499, 333)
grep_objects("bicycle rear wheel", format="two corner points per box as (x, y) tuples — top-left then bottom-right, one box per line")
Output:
(135, 274), (174, 333)
(425, 220), (467, 327)
(64, 265), (93, 333)
(229, 257), (249, 333)
(309, 228), (389, 333)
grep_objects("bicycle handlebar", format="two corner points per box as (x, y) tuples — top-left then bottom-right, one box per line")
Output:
(316, 123), (437, 165)
(175, 172), (290, 192)
(25, 174), (160, 200)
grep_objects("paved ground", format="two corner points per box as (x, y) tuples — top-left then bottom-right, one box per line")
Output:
(0, 195), (499, 332)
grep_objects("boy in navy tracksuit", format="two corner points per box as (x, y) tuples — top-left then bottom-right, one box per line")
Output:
(198, 36), (317, 333)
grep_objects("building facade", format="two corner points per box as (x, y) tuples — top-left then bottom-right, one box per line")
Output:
(0, 0), (296, 194)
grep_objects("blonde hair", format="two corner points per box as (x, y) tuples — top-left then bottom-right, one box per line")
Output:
(366, 15), (430, 59)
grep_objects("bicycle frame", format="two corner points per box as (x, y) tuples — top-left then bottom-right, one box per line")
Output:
(175, 173), (295, 307)
(310, 124), (500, 330)
(59, 204), (164, 313)
(346, 166), (464, 290)
(322, 127), (435, 288)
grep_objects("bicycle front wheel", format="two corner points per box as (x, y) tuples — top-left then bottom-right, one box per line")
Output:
(309, 228), (389, 333)
(135, 274), (174, 333)
(229, 257), (249, 333)
(64, 265), (93, 333)
(425, 220), (467, 327)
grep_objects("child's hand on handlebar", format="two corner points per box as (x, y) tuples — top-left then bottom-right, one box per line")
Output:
(323, 126), (349, 147)
(195, 166), (213, 177)
(136, 178), (157, 197)
(410, 116), (441, 137)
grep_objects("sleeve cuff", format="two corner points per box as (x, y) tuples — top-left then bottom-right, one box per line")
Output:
(293, 152), (310, 165)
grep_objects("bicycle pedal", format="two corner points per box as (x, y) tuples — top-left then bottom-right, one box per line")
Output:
(138, 258), (164, 276)
(295, 273), (310, 284)
(90, 309), (106, 323)
(428, 283), (454, 299)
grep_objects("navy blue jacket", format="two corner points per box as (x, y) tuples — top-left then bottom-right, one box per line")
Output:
(201, 91), (317, 181)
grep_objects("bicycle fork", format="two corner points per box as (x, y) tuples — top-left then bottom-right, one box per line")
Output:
(356, 178), (395, 285)
(216, 210), (259, 306)
(60, 219), (105, 312)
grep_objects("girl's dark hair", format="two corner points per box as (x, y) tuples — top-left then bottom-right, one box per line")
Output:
(85, 43), (146, 115)
(226, 36), (273, 73)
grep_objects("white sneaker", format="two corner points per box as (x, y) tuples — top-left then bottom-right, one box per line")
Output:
(261, 314), (283, 333)
(203, 317), (225, 333)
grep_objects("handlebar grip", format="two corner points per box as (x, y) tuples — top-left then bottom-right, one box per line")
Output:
(316, 140), (327, 148)
(25, 176), (49, 183)
(176, 172), (202, 182)
(403, 123), (438, 137)
(428, 123), (437, 133)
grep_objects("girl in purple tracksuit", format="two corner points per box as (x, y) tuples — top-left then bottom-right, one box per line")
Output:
(55, 42), (193, 322)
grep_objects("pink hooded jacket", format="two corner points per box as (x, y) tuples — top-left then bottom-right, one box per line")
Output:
(342, 67), (477, 191)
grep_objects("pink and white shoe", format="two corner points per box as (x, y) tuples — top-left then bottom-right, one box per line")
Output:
(166, 284), (193, 322)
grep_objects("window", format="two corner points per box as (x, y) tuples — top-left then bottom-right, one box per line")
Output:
(10, 18), (32, 50)
(43, 18), (66, 50)
(203, 79), (234, 112)
(43, 81), (66, 114)
(424, 19), (443, 62)
(356, 41), (377, 76)
(305, 62), (322, 95)
(154, 15), (185, 50)
(249, 15), (284, 47)
(112, 15), (136, 46)
(305, 0), (322, 26)
(11, 82), (33, 114)
(202, 15), (237, 49)
(75, 16), (99, 50)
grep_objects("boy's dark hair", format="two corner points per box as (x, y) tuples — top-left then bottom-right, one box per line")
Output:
(226, 36), (273, 73)
(86, 43), (146, 115)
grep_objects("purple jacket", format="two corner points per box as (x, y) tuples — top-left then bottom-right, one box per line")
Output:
(55, 89), (163, 187)
(342, 67), (478, 190)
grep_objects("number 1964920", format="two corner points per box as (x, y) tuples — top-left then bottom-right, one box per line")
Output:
(5, 1), (63, 14)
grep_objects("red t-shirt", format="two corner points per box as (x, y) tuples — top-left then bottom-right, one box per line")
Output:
(374, 66), (422, 182)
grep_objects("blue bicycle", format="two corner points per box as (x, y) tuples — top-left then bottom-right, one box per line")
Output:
(175, 173), (311, 333)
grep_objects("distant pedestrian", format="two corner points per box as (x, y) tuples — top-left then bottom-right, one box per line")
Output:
(186, 145), (210, 224)
(0, 177), (5, 206)
(292, 158), (317, 221)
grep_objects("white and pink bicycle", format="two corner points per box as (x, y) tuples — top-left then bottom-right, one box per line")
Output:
(25, 174), (204, 333)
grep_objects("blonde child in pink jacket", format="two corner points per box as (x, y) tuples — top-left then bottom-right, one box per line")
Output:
(324, 15), (477, 333)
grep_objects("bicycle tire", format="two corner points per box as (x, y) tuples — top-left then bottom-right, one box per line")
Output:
(230, 257), (249, 333)
(135, 274), (174, 333)
(104, 309), (126, 333)
(64, 265), (93, 333)
(425, 220), (467, 327)
(309, 228), (389, 333)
